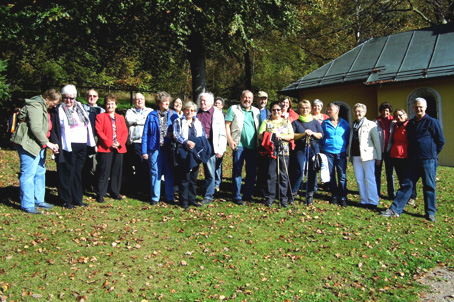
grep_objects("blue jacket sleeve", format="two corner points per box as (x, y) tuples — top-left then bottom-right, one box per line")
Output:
(142, 114), (150, 155)
(433, 119), (445, 154)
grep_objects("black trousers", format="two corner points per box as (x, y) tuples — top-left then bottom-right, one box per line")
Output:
(58, 143), (87, 205)
(256, 155), (268, 197)
(178, 165), (199, 207)
(96, 150), (123, 199)
(126, 143), (149, 193)
(82, 146), (97, 192)
(265, 155), (290, 204)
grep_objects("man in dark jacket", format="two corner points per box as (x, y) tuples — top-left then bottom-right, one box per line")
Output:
(381, 97), (445, 222)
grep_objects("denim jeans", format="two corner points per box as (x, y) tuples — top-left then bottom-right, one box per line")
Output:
(214, 156), (223, 188)
(148, 149), (174, 202)
(202, 154), (216, 200)
(375, 152), (395, 198)
(232, 147), (257, 201)
(291, 149), (317, 195)
(392, 158), (417, 199)
(391, 159), (437, 216)
(324, 151), (347, 199)
(17, 146), (47, 209)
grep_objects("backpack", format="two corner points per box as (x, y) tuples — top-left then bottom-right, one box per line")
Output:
(7, 108), (22, 134)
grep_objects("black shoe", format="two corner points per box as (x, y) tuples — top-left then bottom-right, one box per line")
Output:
(201, 198), (213, 205)
(150, 200), (159, 206)
(330, 196), (338, 205)
(190, 202), (203, 207)
(63, 203), (75, 209)
(265, 201), (273, 207)
(112, 195), (123, 200)
(306, 196), (313, 206)
(340, 198), (348, 207)
(97, 197), (105, 203)
(234, 200), (244, 206)
(280, 202), (288, 208)
(365, 204), (377, 211)
(77, 202), (89, 207)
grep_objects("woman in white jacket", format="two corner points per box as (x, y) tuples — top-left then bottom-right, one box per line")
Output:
(348, 103), (382, 209)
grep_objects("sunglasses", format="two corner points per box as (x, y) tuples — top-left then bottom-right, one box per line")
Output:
(63, 97), (75, 101)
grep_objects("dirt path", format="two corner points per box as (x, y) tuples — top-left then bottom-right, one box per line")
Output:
(418, 267), (454, 301)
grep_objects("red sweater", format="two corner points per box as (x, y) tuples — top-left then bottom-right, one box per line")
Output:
(95, 113), (128, 153)
(390, 121), (408, 159)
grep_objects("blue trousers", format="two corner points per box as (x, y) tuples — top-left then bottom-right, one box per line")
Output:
(324, 151), (347, 199)
(390, 159), (437, 216)
(232, 147), (257, 201)
(148, 149), (174, 202)
(17, 146), (47, 210)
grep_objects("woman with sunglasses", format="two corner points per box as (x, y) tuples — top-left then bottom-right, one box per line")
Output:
(258, 101), (294, 207)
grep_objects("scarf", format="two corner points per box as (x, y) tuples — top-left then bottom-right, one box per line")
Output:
(352, 117), (365, 140)
(157, 109), (169, 145)
(61, 102), (89, 126)
(298, 114), (313, 123)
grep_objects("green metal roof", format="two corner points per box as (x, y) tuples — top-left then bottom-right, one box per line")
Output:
(280, 23), (454, 97)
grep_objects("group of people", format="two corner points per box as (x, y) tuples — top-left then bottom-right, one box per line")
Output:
(11, 85), (445, 221)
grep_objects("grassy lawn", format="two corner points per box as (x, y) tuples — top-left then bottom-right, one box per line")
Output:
(0, 147), (453, 301)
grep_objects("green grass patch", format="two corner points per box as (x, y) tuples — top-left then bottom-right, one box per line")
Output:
(1, 148), (453, 301)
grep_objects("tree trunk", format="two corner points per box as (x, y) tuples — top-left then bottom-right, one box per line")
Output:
(187, 31), (206, 101)
(244, 47), (252, 90)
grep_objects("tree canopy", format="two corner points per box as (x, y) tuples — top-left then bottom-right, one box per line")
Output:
(0, 0), (448, 102)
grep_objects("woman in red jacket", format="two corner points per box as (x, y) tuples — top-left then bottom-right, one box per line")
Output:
(95, 94), (128, 203)
(388, 109), (416, 205)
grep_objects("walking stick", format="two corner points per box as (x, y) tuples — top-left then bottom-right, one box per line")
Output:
(281, 144), (296, 210)
(304, 134), (311, 205)
(276, 137), (281, 209)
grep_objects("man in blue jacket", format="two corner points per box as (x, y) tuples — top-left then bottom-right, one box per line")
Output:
(381, 98), (445, 222)
(321, 103), (350, 207)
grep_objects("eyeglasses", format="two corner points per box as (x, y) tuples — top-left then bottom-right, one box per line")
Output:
(184, 109), (196, 112)
(272, 109), (281, 112)
(88, 95), (98, 98)
(63, 97), (75, 101)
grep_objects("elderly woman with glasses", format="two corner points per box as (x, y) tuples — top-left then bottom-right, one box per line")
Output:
(258, 101), (294, 207)
(173, 101), (211, 209)
(51, 84), (96, 209)
(348, 103), (381, 210)
(291, 99), (323, 205)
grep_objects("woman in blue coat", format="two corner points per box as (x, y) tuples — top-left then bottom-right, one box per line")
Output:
(142, 91), (179, 205)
